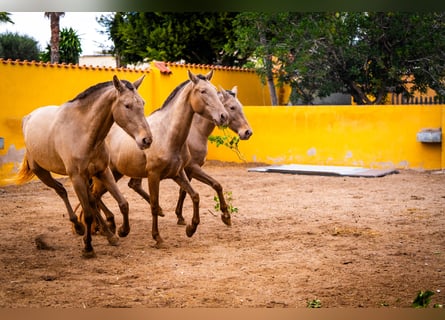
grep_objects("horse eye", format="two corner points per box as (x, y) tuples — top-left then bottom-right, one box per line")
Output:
(125, 104), (131, 110)
(230, 106), (236, 111)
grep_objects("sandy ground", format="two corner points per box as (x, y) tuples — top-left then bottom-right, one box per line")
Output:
(0, 161), (444, 308)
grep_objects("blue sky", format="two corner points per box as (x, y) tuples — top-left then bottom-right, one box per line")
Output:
(0, 12), (113, 55)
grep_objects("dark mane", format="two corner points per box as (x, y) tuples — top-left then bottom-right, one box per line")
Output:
(68, 80), (134, 102)
(154, 74), (209, 112)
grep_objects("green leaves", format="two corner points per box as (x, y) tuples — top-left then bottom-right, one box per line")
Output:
(208, 126), (245, 162)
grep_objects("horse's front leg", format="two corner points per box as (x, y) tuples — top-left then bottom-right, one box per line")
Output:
(188, 165), (231, 226)
(173, 170), (200, 238)
(95, 168), (130, 238)
(70, 174), (98, 258)
(147, 173), (164, 248)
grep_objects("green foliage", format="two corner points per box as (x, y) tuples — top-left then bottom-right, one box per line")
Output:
(227, 12), (445, 105)
(98, 12), (241, 66)
(40, 27), (82, 64)
(307, 299), (322, 308)
(0, 12), (13, 24)
(0, 32), (40, 61)
(412, 290), (435, 308)
(213, 191), (238, 214)
(208, 126), (245, 162)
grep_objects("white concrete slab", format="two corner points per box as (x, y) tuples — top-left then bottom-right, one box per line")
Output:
(248, 164), (398, 178)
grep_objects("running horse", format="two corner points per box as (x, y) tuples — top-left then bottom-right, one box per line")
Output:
(90, 70), (229, 248)
(120, 86), (252, 226)
(15, 75), (152, 258)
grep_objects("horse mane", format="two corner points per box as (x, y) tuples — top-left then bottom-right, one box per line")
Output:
(68, 80), (134, 103)
(152, 74), (208, 114)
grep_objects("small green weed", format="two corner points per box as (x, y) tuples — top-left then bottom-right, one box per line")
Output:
(214, 191), (238, 214)
(307, 299), (322, 308)
(412, 290), (435, 308)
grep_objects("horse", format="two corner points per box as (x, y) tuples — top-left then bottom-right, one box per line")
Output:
(84, 86), (252, 237)
(124, 86), (252, 226)
(89, 69), (229, 248)
(15, 75), (153, 258)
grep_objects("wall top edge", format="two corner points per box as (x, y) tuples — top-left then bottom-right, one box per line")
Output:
(164, 61), (255, 72)
(0, 58), (149, 73)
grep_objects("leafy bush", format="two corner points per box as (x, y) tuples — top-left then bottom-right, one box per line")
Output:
(0, 32), (40, 61)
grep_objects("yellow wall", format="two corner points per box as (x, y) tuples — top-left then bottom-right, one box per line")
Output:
(208, 106), (443, 170)
(0, 58), (443, 185)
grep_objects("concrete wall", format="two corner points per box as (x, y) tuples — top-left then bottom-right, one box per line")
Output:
(0, 58), (443, 185)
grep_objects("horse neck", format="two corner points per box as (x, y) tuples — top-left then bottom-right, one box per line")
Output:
(191, 114), (216, 140)
(161, 84), (197, 148)
(82, 90), (115, 147)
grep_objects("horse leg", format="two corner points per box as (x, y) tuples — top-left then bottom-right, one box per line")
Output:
(128, 178), (164, 217)
(174, 167), (192, 225)
(95, 167), (131, 237)
(147, 174), (164, 248)
(174, 188), (187, 225)
(188, 165), (232, 226)
(30, 163), (85, 235)
(70, 174), (98, 258)
(173, 170), (200, 238)
(92, 170), (124, 235)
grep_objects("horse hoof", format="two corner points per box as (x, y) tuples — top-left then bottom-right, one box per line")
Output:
(82, 249), (96, 259)
(154, 241), (167, 249)
(221, 214), (232, 226)
(74, 222), (85, 236)
(118, 227), (130, 238)
(107, 235), (120, 246)
(186, 225), (196, 237)
(177, 218), (186, 226)
(158, 208), (165, 217)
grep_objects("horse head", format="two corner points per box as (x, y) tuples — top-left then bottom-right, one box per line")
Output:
(219, 86), (253, 140)
(112, 75), (153, 150)
(187, 70), (228, 127)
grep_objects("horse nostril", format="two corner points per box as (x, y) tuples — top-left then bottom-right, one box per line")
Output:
(143, 137), (152, 146)
(246, 129), (252, 137)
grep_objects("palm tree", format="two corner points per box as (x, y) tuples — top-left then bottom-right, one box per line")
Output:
(0, 12), (13, 24)
(44, 12), (65, 63)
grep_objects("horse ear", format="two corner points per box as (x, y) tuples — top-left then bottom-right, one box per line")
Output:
(205, 69), (214, 81)
(219, 86), (229, 100)
(133, 75), (145, 90)
(187, 70), (199, 84)
(231, 86), (238, 97)
(113, 75), (124, 92)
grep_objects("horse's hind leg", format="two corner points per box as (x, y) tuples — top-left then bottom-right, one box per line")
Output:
(174, 188), (187, 225)
(30, 163), (85, 235)
(95, 167), (131, 237)
(128, 178), (164, 217)
(187, 165), (231, 226)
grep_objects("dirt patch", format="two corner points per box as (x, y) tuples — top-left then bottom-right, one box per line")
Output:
(0, 161), (444, 307)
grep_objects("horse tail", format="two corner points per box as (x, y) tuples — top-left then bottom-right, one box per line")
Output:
(15, 153), (35, 184)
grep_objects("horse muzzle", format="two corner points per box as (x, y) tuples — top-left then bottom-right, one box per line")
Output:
(137, 135), (153, 150)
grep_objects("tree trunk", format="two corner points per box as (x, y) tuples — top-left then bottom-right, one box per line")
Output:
(45, 12), (64, 64)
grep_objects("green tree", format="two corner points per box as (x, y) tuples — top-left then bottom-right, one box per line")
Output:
(229, 12), (445, 105)
(41, 27), (82, 64)
(98, 12), (239, 66)
(0, 32), (40, 61)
